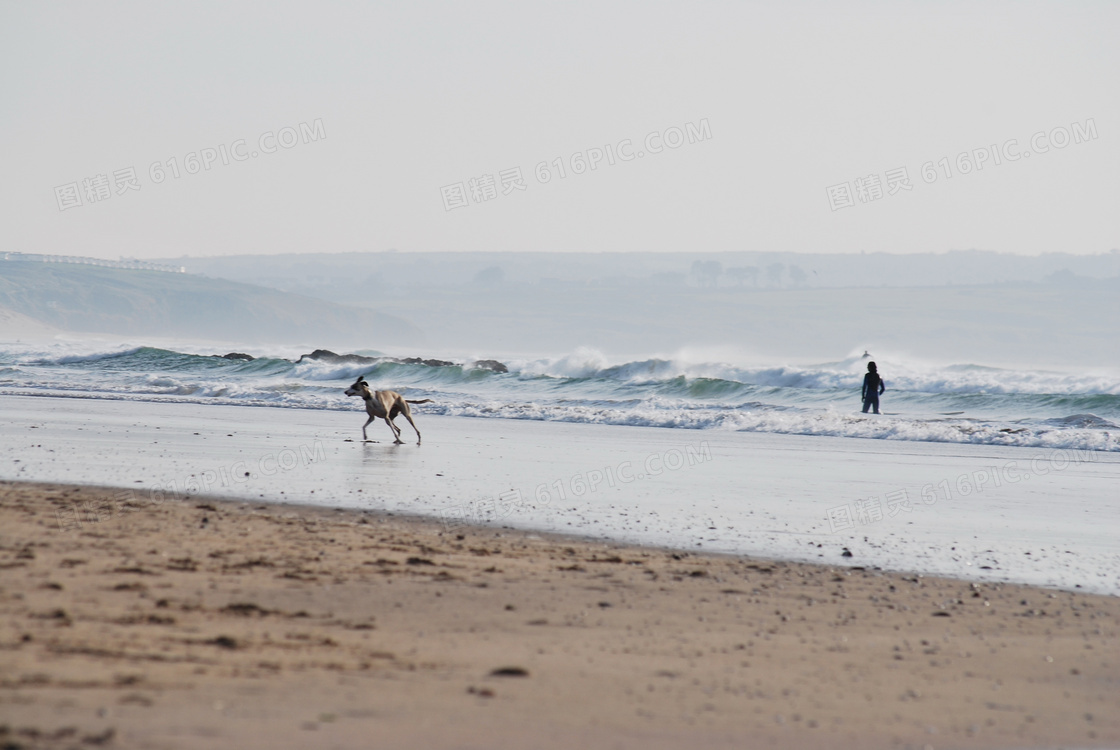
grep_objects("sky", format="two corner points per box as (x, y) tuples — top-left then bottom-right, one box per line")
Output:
(2, 0), (1118, 261)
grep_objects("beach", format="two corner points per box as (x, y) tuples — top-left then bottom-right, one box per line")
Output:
(1, 394), (1118, 748)
(5, 0), (1119, 745)
(2, 480), (1118, 749)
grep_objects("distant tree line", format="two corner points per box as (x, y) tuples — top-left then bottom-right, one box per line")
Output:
(691, 260), (808, 288)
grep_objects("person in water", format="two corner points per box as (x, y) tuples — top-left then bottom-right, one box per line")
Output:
(861, 361), (885, 414)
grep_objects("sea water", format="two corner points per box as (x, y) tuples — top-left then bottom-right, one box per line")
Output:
(1, 341), (1117, 453)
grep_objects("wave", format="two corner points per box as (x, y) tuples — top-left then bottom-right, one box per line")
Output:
(7, 342), (1118, 396)
(21, 345), (149, 366)
(3, 342), (1117, 452)
(511, 353), (1120, 397)
(1043, 413), (1119, 430)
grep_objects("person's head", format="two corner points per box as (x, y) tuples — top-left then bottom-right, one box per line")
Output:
(867, 361), (877, 373)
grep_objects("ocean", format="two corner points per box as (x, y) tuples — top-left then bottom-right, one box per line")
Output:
(2, 341), (1116, 453)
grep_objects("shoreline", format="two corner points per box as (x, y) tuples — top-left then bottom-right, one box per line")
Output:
(2, 479), (1117, 749)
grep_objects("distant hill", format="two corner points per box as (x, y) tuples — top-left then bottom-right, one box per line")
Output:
(158, 251), (1120, 366)
(0, 262), (422, 347)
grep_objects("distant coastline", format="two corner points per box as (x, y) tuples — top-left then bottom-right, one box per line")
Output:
(2, 251), (186, 274)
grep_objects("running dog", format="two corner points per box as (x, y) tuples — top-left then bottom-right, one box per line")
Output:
(344, 377), (431, 444)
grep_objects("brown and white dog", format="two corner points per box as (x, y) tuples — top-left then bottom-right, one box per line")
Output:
(344, 377), (431, 444)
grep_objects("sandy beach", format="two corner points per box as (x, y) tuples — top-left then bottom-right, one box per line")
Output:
(1, 479), (1118, 749)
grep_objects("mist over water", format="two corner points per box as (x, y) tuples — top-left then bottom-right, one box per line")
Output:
(2, 341), (1116, 453)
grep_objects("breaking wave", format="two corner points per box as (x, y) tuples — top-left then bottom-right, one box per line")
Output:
(1, 343), (1116, 451)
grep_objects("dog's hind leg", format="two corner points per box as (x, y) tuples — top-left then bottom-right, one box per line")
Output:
(385, 418), (403, 444)
(400, 408), (421, 445)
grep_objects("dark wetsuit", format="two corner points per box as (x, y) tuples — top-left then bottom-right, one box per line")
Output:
(862, 372), (885, 414)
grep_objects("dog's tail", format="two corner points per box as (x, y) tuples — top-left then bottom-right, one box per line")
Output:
(406, 399), (433, 404)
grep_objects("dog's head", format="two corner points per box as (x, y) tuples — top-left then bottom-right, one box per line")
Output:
(344, 377), (369, 398)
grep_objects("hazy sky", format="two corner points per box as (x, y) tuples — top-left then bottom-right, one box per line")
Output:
(3, 1), (1117, 260)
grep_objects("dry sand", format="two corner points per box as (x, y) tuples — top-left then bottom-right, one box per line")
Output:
(1, 480), (1117, 749)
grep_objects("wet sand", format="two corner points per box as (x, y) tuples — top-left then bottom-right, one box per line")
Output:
(1, 480), (1117, 749)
